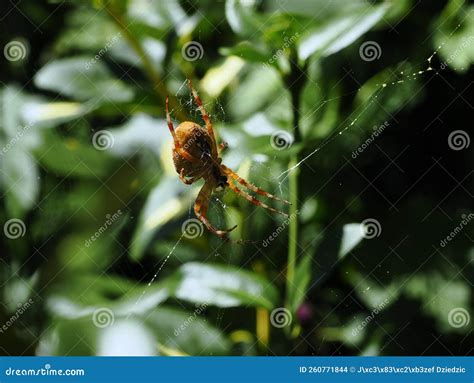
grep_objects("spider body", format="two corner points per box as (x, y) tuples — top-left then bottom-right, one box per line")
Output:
(172, 122), (213, 177)
(166, 80), (290, 239)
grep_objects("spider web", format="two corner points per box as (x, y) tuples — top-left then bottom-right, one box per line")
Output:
(131, 18), (467, 348)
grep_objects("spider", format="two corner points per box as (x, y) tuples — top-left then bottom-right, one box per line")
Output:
(166, 80), (290, 239)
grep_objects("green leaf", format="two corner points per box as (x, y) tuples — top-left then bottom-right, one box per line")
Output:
(220, 42), (270, 63)
(339, 223), (365, 259)
(34, 130), (115, 178)
(298, 4), (389, 60)
(228, 65), (283, 119)
(287, 254), (312, 313)
(130, 177), (190, 260)
(34, 57), (134, 103)
(0, 86), (40, 218)
(171, 262), (279, 310)
(145, 306), (231, 356)
(435, 4), (474, 73)
(265, 0), (367, 18)
(225, 0), (262, 38)
(106, 114), (169, 158)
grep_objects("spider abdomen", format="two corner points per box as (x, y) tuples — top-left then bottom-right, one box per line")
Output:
(173, 121), (213, 177)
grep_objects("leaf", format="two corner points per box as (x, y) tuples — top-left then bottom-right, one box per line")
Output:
(201, 56), (246, 98)
(145, 306), (231, 355)
(339, 223), (365, 259)
(220, 42), (270, 63)
(34, 57), (134, 103)
(227, 65), (283, 119)
(22, 98), (92, 128)
(225, 0), (262, 37)
(298, 4), (389, 60)
(0, 86), (40, 218)
(1, 148), (39, 218)
(34, 130), (115, 178)
(106, 113), (169, 158)
(171, 262), (279, 310)
(288, 254), (312, 313)
(435, 4), (474, 73)
(130, 177), (190, 260)
(265, 0), (368, 18)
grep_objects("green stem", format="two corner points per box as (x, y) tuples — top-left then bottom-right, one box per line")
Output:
(105, 4), (187, 121)
(286, 154), (299, 297)
(284, 54), (306, 319)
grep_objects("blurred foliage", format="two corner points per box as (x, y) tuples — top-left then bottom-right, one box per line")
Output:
(0, 0), (472, 356)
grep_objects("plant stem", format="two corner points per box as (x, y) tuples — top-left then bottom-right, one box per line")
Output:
(284, 54), (306, 317)
(105, 4), (187, 121)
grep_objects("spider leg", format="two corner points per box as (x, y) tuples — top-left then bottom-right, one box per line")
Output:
(221, 164), (291, 205)
(226, 181), (289, 217)
(166, 96), (201, 164)
(187, 80), (218, 158)
(166, 96), (179, 144)
(195, 179), (238, 238)
(179, 168), (202, 185)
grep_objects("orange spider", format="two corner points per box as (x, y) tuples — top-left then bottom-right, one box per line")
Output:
(166, 80), (290, 239)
